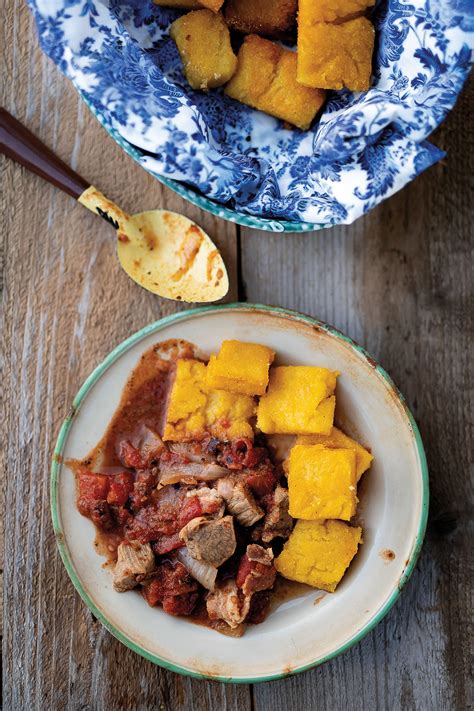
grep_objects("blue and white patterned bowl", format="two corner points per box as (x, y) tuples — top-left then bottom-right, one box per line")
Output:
(30, 0), (472, 231)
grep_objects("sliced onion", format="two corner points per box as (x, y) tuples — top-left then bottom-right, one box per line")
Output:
(177, 547), (218, 591)
(159, 462), (228, 486)
(195, 463), (229, 480)
(157, 471), (196, 487)
(136, 426), (164, 461)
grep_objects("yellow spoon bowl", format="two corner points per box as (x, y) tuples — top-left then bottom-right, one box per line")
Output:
(79, 186), (228, 303)
(0, 109), (229, 304)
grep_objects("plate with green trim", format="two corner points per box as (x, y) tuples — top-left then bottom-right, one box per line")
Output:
(51, 303), (428, 682)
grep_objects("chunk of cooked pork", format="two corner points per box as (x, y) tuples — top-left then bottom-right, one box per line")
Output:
(261, 484), (293, 542)
(206, 579), (251, 629)
(113, 542), (155, 592)
(215, 477), (234, 500)
(189, 486), (224, 517)
(179, 515), (236, 567)
(216, 479), (264, 527)
(236, 544), (276, 596)
(246, 544), (275, 566)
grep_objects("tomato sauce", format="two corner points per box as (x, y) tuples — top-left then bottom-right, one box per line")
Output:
(67, 338), (292, 634)
(81, 340), (193, 470)
(68, 340), (193, 559)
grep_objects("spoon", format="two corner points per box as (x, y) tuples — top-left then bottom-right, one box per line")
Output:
(0, 109), (228, 303)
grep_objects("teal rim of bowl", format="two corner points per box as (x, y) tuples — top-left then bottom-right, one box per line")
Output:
(51, 303), (429, 683)
(78, 91), (327, 234)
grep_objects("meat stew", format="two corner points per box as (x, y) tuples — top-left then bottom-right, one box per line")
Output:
(70, 337), (370, 635)
(69, 339), (293, 635)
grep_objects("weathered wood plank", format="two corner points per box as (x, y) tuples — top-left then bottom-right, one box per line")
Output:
(242, 79), (473, 711)
(1, 2), (249, 709)
(2, 0), (472, 707)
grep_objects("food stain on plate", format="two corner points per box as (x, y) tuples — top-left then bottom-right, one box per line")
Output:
(314, 592), (327, 605)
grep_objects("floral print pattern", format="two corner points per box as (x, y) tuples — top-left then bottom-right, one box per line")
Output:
(28, 0), (473, 227)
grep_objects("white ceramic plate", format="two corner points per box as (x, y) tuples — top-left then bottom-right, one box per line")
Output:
(52, 304), (429, 682)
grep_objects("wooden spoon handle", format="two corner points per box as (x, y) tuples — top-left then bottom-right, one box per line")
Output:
(0, 108), (89, 199)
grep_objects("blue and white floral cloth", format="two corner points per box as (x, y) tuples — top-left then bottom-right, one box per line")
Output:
(29, 0), (473, 225)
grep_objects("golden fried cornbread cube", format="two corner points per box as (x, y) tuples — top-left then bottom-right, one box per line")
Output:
(206, 340), (275, 396)
(288, 445), (357, 520)
(297, 17), (375, 91)
(224, 0), (297, 38)
(154, 0), (223, 10)
(298, 0), (375, 25)
(224, 35), (326, 130)
(256, 366), (337, 434)
(199, 0), (224, 10)
(275, 519), (362, 591)
(164, 359), (256, 441)
(170, 10), (237, 90)
(296, 427), (373, 481)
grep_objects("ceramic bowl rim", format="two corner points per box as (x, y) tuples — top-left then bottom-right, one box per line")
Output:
(51, 302), (429, 683)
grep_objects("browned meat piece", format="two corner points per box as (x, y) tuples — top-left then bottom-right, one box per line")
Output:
(206, 579), (251, 629)
(245, 590), (272, 624)
(113, 542), (155, 592)
(261, 484), (293, 543)
(236, 544), (276, 596)
(247, 544), (274, 565)
(216, 478), (264, 526)
(179, 515), (236, 567)
(178, 486), (225, 530)
(190, 486), (225, 517)
(215, 476), (234, 500)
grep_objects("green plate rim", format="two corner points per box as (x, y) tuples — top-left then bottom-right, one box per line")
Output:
(51, 302), (429, 683)
(78, 91), (327, 234)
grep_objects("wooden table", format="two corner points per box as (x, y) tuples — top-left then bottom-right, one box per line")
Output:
(2, 3), (472, 708)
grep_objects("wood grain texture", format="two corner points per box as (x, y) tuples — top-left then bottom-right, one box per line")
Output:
(2, 0), (473, 708)
(242, 80), (473, 711)
(1, 3), (246, 710)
